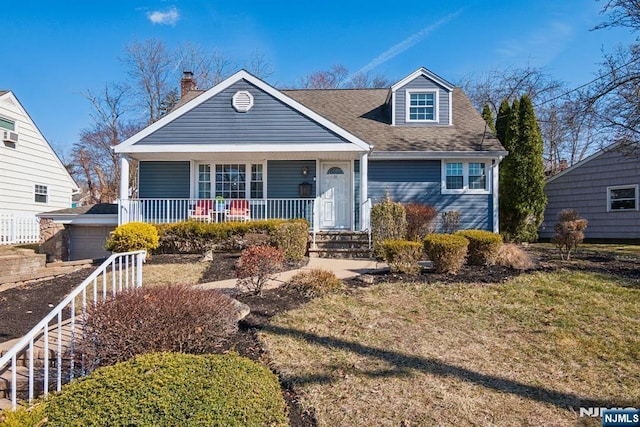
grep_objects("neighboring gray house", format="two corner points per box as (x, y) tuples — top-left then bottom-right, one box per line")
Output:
(113, 68), (507, 233)
(539, 143), (640, 241)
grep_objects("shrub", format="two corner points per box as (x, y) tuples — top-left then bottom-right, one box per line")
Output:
(41, 352), (288, 426)
(404, 203), (438, 241)
(271, 221), (308, 261)
(381, 239), (423, 275)
(552, 209), (588, 260)
(236, 245), (285, 295)
(286, 269), (343, 297)
(456, 229), (503, 266)
(80, 285), (238, 370)
(0, 403), (47, 427)
(155, 219), (303, 254)
(441, 210), (462, 234)
(496, 243), (535, 270)
(423, 234), (469, 274)
(104, 222), (159, 256)
(371, 192), (406, 257)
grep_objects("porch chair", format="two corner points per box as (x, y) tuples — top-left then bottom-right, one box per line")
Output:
(225, 199), (251, 222)
(189, 199), (213, 222)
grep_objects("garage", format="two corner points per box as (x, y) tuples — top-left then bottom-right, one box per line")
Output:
(69, 225), (115, 261)
(37, 203), (119, 262)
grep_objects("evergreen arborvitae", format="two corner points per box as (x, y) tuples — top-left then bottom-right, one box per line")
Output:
(495, 98), (510, 147)
(498, 95), (547, 242)
(481, 103), (496, 134)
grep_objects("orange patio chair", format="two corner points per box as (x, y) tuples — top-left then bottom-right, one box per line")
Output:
(189, 199), (213, 222)
(225, 199), (250, 222)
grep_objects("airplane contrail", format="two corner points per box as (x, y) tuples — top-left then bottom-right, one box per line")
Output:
(345, 10), (463, 84)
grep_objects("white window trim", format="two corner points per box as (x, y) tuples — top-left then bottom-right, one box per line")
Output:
(607, 184), (639, 212)
(195, 161), (267, 200)
(441, 160), (491, 195)
(34, 184), (48, 204)
(406, 89), (439, 123)
(0, 115), (16, 131)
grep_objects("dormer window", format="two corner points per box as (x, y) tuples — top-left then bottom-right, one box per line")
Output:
(406, 90), (438, 122)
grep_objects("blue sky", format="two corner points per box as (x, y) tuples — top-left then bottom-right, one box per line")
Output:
(1, 0), (635, 158)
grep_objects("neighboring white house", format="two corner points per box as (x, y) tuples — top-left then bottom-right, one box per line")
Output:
(0, 90), (77, 244)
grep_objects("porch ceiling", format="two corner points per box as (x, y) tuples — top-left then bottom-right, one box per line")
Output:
(127, 149), (364, 162)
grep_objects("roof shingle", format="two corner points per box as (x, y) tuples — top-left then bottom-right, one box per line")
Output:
(283, 88), (504, 154)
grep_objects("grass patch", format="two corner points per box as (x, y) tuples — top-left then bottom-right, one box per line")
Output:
(260, 271), (640, 426)
(531, 242), (640, 261)
(142, 261), (209, 287)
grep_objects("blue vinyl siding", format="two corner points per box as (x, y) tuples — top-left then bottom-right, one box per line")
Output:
(368, 160), (491, 231)
(540, 148), (640, 239)
(267, 160), (316, 198)
(139, 161), (190, 198)
(395, 75), (451, 126)
(137, 80), (350, 146)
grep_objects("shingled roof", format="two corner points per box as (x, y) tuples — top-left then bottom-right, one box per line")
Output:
(283, 87), (505, 154)
(0, 91), (8, 96)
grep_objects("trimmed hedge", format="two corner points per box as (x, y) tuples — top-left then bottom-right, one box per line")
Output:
(423, 234), (469, 274)
(381, 239), (423, 275)
(270, 221), (308, 261)
(104, 222), (159, 256)
(155, 219), (308, 254)
(32, 352), (288, 426)
(456, 229), (503, 266)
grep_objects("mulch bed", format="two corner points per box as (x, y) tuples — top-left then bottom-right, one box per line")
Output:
(0, 249), (637, 426)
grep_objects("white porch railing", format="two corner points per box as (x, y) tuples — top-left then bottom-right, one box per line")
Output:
(361, 198), (372, 249)
(118, 198), (317, 227)
(0, 251), (146, 411)
(0, 211), (40, 245)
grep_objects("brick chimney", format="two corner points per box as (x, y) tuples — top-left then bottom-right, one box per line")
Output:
(180, 71), (196, 98)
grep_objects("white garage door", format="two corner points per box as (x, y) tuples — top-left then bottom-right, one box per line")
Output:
(69, 226), (115, 261)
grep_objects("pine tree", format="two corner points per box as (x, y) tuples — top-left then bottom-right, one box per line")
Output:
(481, 103), (496, 134)
(498, 95), (547, 242)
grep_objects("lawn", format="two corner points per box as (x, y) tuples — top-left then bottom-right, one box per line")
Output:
(259, 269), (640, 426)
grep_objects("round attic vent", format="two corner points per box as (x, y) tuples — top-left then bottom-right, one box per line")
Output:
(232, 90), (254, 112)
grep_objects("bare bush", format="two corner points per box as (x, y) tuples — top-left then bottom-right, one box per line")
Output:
(80, 285), (238, 370)
(496, 244), (535, 270)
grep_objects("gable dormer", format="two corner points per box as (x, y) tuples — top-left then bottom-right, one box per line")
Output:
(387, 67), (454, 126)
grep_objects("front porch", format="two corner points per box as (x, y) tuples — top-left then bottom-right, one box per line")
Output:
(118, 196), (372, 234)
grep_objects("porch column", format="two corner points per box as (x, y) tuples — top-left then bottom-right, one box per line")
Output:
(492, 158), (500, 233)
(359, 152), (369, 231)
(119, 155), (130, 225)
(119, 155), (130, 201)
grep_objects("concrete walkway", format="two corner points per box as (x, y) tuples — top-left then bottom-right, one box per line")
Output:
(195, 257), (389, 293)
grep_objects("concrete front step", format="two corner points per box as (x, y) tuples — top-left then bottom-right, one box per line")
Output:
(310, 231), (372, 259)
(309, 248), (372, 259)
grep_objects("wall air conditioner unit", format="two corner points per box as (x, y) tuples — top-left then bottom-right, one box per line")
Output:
(2, 130), (18, 144)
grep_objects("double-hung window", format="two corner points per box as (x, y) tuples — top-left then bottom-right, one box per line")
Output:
(0, 117), (15, 131)
(442, 161), (490, 194)
(35, 185), (48, 203)
(607, 185), (638, 211)
(407, 90), (437, 122)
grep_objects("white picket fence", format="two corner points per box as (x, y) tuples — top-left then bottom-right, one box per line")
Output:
(0, 211), (40, 245)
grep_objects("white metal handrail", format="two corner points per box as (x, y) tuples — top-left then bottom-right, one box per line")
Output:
(0, 250), (146, 411)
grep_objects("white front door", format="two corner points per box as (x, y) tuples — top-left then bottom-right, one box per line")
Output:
(320, 162), (350, 229)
